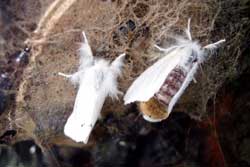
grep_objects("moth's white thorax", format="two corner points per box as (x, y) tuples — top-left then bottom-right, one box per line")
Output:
(176, 40), (203, 71)
(93, 58), (110, 70)
(78, 58), (119, 98)
(82, 58), (108, 73)
(78, 59), (108, 85)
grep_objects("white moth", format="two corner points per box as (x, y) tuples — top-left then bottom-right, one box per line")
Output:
(124, 19), (225, 122)
(59, 32), (125, 143)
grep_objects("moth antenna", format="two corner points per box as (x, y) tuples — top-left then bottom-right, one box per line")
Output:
(185, 18), (192, 41)
(154, 44), (166, 51)
(110, 53), (126, 76)
(82, 31), (88, 44)
(58, 72), (72, 78)
(203, 39), (226, 50)
(152, 44), (186, 61)
(101, 53), (125, 100)
(154, 44), (179, 53)
(58, 71), (82, 85)
(79, 31), (94, 69)
(199, 39), (225, 63)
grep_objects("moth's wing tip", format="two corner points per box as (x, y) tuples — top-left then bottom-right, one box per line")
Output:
(124, 97), (138, 105)
(64, 122), (92, 144)
(123, 99), (129, 105)
(123, 94), (131, 104)
(64, 132), (90, 144)
(74, 138), (88, 144)
(124, 101), (130, 105)
(123, 97), (132, 105)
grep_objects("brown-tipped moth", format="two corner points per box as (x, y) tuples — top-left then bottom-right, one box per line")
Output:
(59, 32), (125, 143)
(124, 19), (225, 122)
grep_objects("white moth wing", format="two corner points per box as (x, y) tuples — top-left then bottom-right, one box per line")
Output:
(124, 48), (182, 104)
(168, 62), (199, 114)
(64, 67), (107, 143)
(166, 46), (199, 114)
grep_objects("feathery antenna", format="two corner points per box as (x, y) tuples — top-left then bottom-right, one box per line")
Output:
(185, 18), (192, 41)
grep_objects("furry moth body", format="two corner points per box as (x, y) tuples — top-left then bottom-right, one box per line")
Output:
(124, 19), (225, 122)
(59, 32), (125, 143)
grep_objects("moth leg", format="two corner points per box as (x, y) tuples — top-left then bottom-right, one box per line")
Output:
(203, 39), (226, 50)
(58, 72), (73, 78)
(58, 71), (82, 85)
(154, 44), (167, 51)
(154, 44), (179, 53)
(110, 53), (126, 96)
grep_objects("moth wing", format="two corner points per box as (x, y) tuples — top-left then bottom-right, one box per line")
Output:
(168, 62), (199, 113)
(64, 68), (106, 143)
(124, 49), (182, 104)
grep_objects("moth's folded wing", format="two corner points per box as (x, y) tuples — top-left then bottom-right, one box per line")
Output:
(64, 72), (106, 143)
(64, 112), (93, 143)
(168, 62), (199, 113)
(124, 49), (181, 104)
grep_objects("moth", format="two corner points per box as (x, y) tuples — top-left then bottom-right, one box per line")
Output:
(124, 19), (225, 122)
(59, 32), (125, 143)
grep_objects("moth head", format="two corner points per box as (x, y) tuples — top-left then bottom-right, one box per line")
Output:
(189, 49), (199, 63)
(179, 44), (201, 69)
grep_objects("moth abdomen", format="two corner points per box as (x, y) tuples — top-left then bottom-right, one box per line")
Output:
(139, 66), (188, 122)
(139, 97), (169, 121)
(155, 66), (187, 106)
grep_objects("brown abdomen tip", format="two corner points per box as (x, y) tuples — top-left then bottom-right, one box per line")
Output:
(139, 97), (169, 120)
